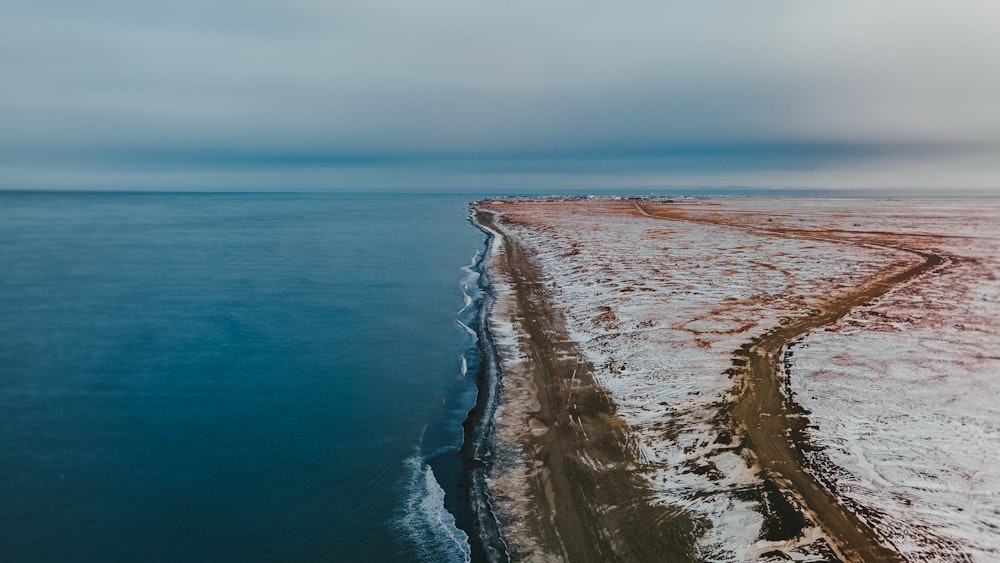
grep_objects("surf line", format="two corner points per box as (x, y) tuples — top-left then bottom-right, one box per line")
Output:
(456, 207), (511, 563)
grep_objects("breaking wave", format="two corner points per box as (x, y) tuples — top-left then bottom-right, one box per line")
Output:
(393, 451), (472, 563)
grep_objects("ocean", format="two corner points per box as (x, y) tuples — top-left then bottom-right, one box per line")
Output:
(0, 192), (490, 561)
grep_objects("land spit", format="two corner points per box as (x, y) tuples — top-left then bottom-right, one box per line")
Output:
(471, 196), (999, 561)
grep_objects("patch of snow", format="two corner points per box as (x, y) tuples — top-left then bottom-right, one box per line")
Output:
(487, 200), (907, 558)
(484, 197), (1000, 560)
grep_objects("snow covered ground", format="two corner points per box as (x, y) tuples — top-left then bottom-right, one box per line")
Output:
(483, 197), (999, 561)
(768, 200), (1000, 562)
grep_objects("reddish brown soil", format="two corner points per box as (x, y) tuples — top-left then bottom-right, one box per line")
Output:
(480, 198), (951, 562)
(638, 201), (945, 562)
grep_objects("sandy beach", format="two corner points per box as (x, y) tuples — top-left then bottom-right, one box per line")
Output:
(475, 209), (702, 562)
(473, 197), (1000, 562)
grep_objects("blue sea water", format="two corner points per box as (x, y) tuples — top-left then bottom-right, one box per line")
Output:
(0, 192), (488, 561)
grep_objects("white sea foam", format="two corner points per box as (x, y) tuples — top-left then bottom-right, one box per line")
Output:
(455, 319), (476, 337)
(459, 288), (473, 314)
(458, 244), (483, 316)
(460, 355), (468, 377)
(394, 452), (472, 563)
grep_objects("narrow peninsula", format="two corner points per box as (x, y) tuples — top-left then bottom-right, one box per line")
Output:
(471, 196), (1000, 562)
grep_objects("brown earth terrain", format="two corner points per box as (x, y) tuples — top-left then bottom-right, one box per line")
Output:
(476, 199), (954, 562)
(476, 209), (705, 562)
(636, 202), (946, 561)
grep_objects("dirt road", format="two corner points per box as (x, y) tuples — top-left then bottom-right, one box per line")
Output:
(476, 209), (703, 562)
(638, 201), (943, 562)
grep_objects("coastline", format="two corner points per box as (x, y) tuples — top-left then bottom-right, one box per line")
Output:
(463, 210), (510, 563)
(410, 209), (508, 563)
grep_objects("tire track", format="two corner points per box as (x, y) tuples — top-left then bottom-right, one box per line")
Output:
(475, 208), (705, 562)
(637, 201), (943, 562)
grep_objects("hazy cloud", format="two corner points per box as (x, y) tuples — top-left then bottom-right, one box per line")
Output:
(2, 0), (999, 190)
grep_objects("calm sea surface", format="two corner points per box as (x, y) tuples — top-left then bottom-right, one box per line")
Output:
(0, 192), (485, 561)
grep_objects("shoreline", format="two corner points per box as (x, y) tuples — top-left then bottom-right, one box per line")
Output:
(459, 210), (509, 563)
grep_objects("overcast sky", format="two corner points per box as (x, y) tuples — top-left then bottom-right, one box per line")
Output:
(2, 1), (999, 191)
